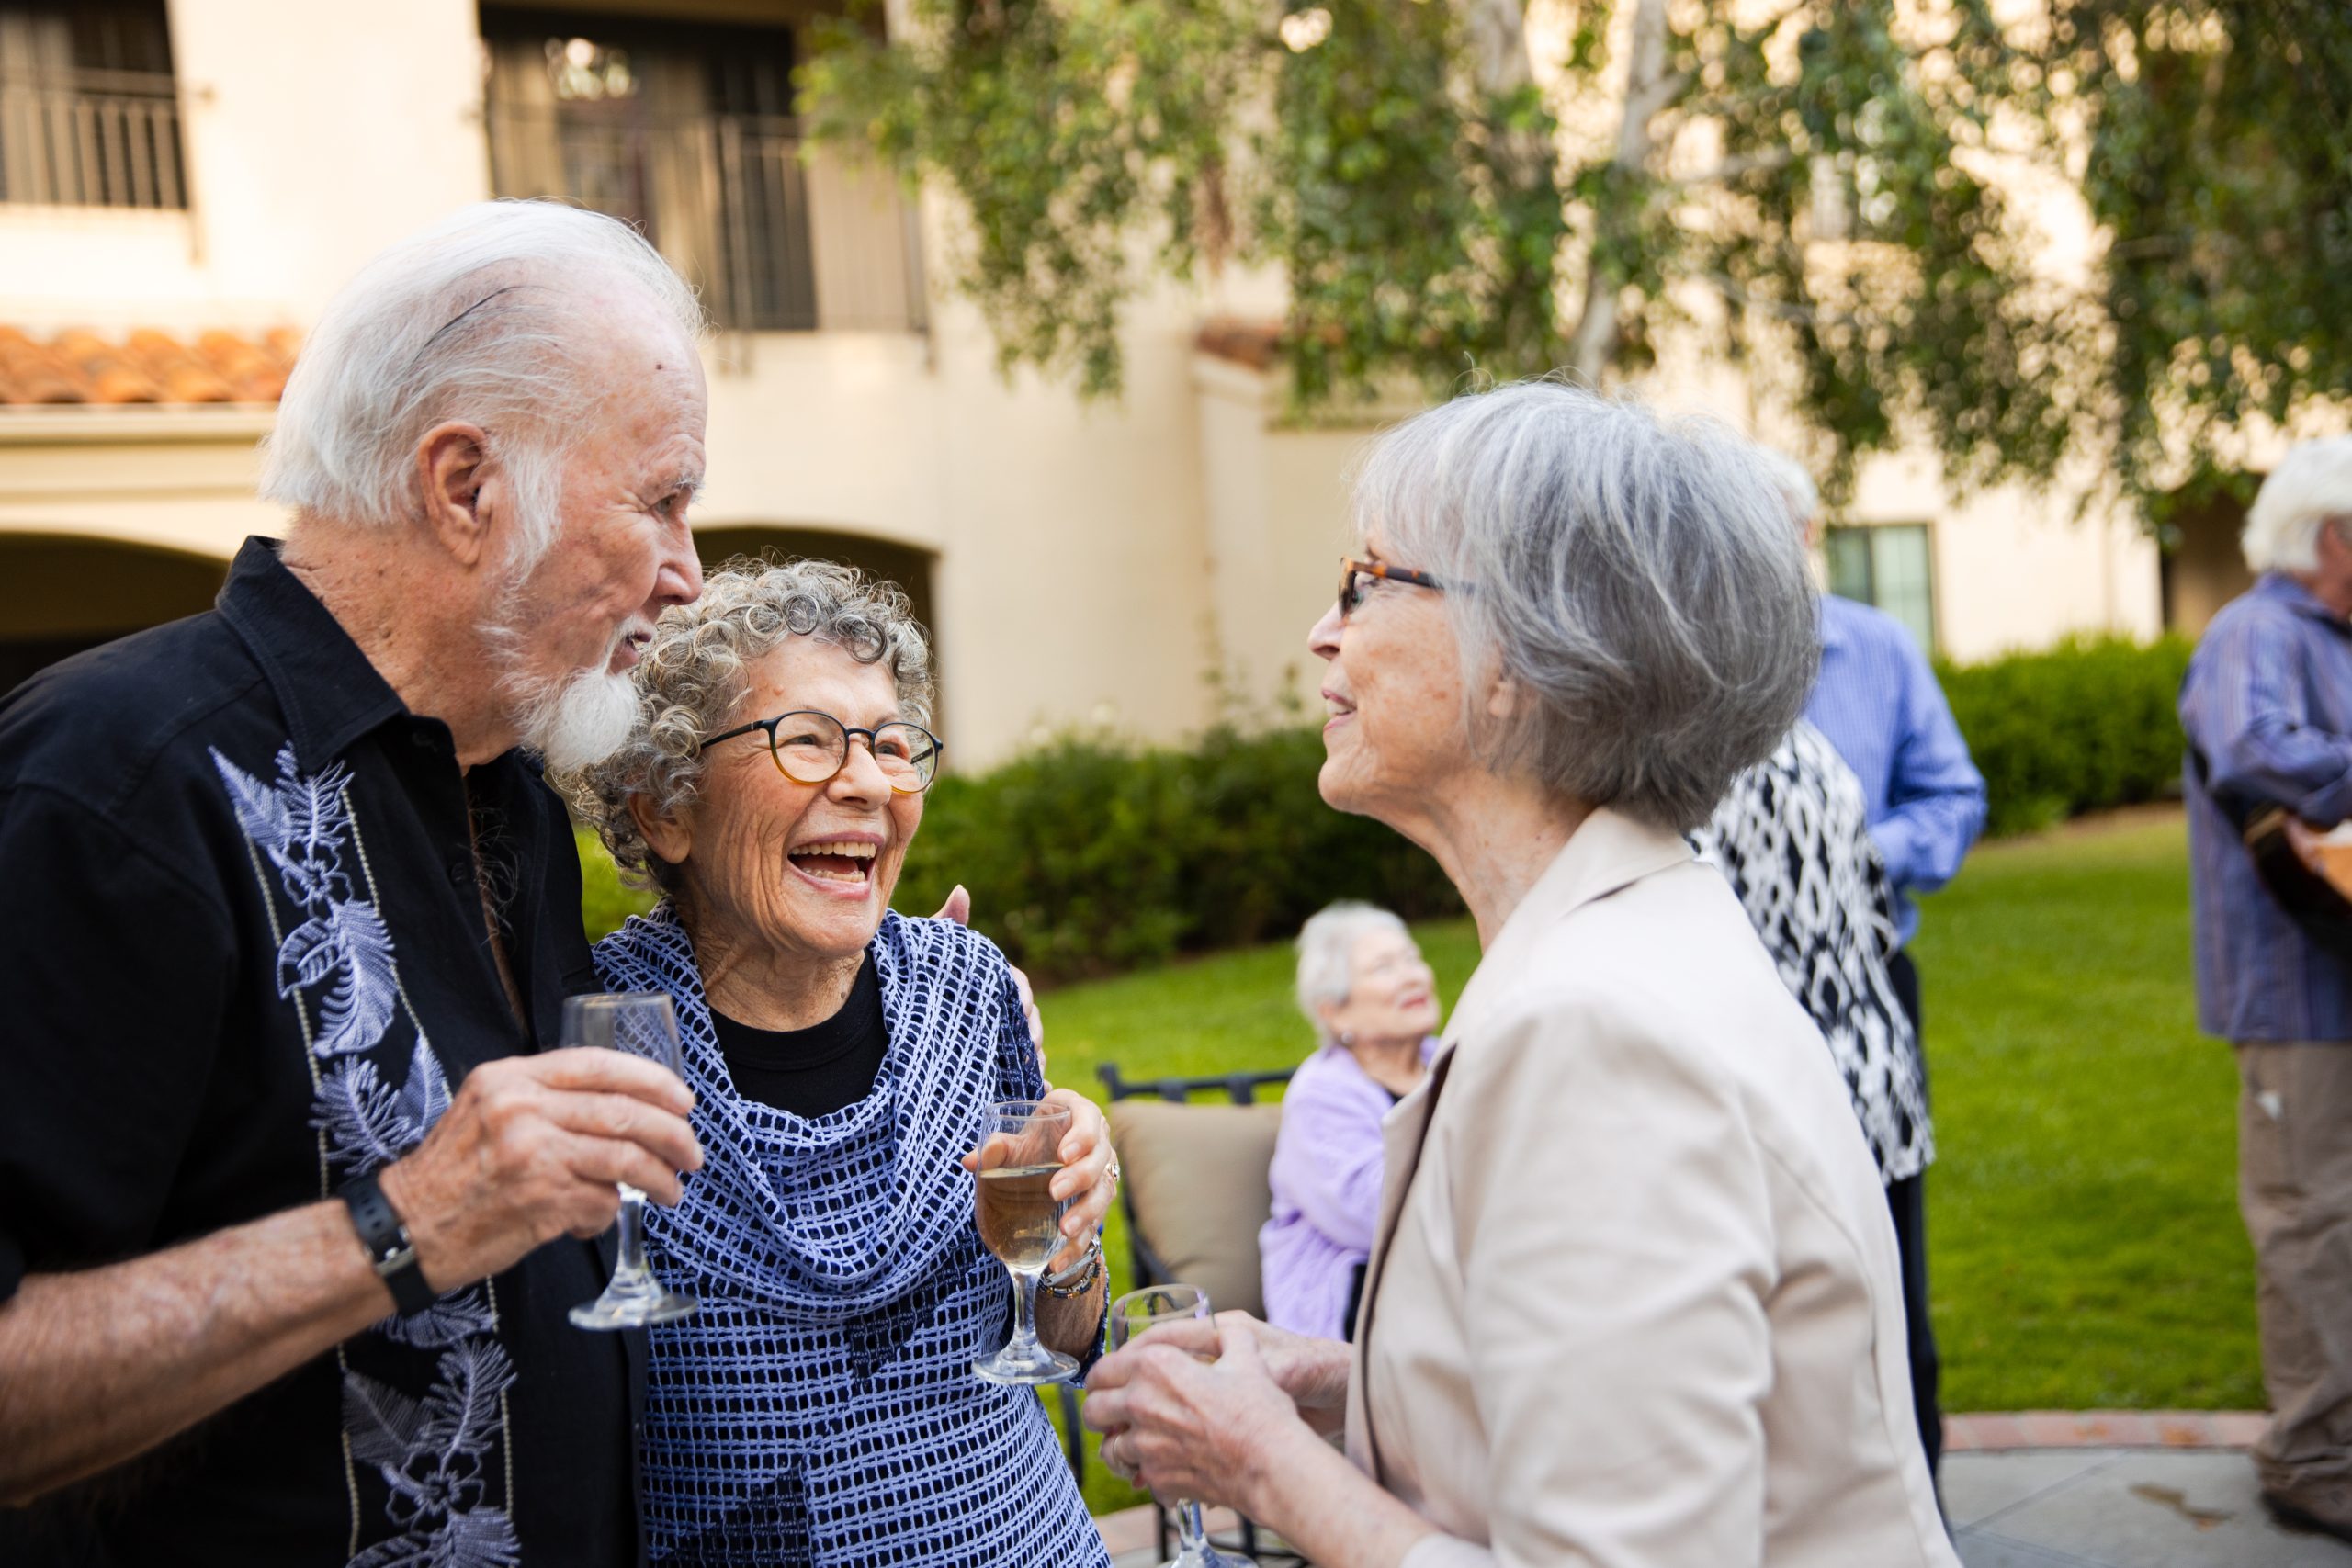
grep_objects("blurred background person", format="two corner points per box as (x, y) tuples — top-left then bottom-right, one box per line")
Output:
(2179, 436), (2352, 1545)
(1764, 450), (1984, 1475)
(1261, 901), (1442, 1342)
(1694, 716), (1936, 1477)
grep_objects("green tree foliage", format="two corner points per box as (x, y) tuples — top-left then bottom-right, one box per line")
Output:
(805, 1), (2352, 511)
(805, 0), (2079, 493)
(2045, 1), (2352, 501)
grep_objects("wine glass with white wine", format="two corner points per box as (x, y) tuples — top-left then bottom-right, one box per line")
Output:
(1107, 1284), (1258, 1568)
(565, 992), (698, 1331)
(970, 1099), (1080, 1384)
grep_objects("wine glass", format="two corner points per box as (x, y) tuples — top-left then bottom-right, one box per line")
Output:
(1107, 1284), (1258, 1568)
(970, 1099), (1080, 1384)
(565, 992), (699, 1330)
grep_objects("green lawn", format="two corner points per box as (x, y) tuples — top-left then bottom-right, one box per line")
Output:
(1036, 808), (2260, 1505)
(1905, 810), (2259, 1412)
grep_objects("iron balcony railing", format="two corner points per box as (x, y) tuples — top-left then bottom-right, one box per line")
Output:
(485, 104), (925, 335)
(0, 68), (186, 210)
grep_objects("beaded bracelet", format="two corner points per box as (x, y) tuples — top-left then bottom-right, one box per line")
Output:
(1042, 1234), (1105, 1297)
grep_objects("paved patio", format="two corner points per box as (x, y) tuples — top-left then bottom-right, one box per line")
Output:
(1098, 1414), (2352, 1567)
(1951, 1449), (2352, 1567)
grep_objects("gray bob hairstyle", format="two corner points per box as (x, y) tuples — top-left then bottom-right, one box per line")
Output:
(260, 200), (704, 567)
(1358, 381), (1819, 831)
(1294, 901), (1410, 1036)
(560, 558), (935, 892)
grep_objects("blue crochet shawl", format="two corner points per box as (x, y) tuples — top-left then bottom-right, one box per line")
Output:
(593, 905), (1107, 1567)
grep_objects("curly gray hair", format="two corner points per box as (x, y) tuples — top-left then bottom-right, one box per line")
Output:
(560, 558), (935, 891)
(1356, 380), (1819, 831)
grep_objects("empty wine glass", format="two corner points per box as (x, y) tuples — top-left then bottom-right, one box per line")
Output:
(970, 1099), (1080, 1384)
(566, 992), (698, 1330)
(1107, 1284), (1258, 1568)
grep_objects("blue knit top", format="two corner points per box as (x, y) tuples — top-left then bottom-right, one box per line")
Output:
(592, 907), (1109, 1566)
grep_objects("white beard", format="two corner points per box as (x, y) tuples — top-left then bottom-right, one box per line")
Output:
(481, 562), (645, 772)
(513, 658), (641, 772)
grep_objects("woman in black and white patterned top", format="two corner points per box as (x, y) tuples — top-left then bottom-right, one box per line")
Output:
(1693, 718), (1931, 1186)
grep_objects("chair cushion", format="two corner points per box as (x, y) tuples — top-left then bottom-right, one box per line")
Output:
(1108, 1099), (1283, 1320)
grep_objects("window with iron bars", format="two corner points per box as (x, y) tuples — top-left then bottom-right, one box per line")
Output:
(0, 0), (186, 210)
(479, 6), (923, 335)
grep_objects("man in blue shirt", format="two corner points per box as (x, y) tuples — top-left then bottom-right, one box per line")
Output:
(2179, 436), (2352, 1544)
(1769, 453), (1988, 1483)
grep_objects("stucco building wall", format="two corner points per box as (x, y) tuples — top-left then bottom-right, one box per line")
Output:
(0, 0), (2183, 770)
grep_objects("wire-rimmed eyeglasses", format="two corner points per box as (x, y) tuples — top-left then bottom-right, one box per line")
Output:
(1338, 555), (1446, 618)
(697, 709), (944, 794)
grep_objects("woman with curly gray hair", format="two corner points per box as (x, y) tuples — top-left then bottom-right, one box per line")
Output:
(1085, 383), (1958, 1567)
(560, 559), (1113, 1566)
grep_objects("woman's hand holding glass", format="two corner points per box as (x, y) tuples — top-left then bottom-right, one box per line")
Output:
(958, 1086), (1112, 1276)
(1087, 1304), (1324, 1550)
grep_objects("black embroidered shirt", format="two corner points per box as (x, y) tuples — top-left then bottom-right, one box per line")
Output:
(0, 537), (640, 1566)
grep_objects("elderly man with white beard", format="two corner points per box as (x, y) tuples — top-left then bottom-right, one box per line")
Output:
(0, 201), (712, 1566)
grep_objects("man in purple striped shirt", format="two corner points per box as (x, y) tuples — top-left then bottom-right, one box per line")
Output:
(2179, 436), (2352, 1544)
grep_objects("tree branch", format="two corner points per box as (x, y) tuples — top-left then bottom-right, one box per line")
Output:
(1568, 0), (1679, 379)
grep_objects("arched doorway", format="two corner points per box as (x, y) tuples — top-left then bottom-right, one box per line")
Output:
(692, 526), (940, 701)
(2158, 479), (2258, 638)
(692, 526), (936, 637)
(0, 533), (231, 692)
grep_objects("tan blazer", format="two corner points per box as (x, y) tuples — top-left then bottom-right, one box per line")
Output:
(1346, 808), (1957, 1568)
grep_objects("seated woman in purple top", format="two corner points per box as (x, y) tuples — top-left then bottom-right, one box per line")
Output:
(1259, 901), (1442, 1341)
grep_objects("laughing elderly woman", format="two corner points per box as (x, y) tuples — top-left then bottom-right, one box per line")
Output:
(1084, 383), (1957, 1568)
(562, 560), (1113, 1566)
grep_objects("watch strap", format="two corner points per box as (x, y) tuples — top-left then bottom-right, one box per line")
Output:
(340, 1170), (437, 1315)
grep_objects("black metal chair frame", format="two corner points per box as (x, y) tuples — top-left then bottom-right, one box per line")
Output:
(1085, 1063), (1304, 1567)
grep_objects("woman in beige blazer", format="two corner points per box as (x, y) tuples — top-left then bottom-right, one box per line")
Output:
(1084, 381), (1957, 1568)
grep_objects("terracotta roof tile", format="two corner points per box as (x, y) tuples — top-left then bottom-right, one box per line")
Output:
(0, 326), (299, 406)
(1195, 316), (1286, 371)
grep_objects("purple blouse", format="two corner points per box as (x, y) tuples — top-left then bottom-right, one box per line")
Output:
(1259, 1037), (1438, 1341)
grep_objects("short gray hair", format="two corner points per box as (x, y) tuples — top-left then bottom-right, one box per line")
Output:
(1756, 448), (1821, 531)
(1358, 380), (1820, 831)
(560, 558), (935, 892)
(2243, 436), (2352, 574)
(1295, 901), (1408, 1034)
(260, 200), (705, 566)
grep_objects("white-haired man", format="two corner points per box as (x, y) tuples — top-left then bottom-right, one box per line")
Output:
(2181, 435), (2352, 1543)
(0, 201), (709, 1564)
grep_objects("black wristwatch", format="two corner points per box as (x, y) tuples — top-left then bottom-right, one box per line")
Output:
(340, 1170), (438, 1315)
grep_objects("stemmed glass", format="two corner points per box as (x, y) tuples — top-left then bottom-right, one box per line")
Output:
(1107, 1284), (1259, 1568)
(565, 992), (699, 1330)
(970, 1099), (1080, 1384)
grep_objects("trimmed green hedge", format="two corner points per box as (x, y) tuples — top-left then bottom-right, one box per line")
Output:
(1939, 635), (2193, 839)
(578, 635), (2196, 965)
(574, 727), (1461, 976)
(890, 726), (1460, 982)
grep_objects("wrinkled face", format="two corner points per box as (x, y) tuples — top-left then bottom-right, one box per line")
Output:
(666, 639), (923, 965)
(488, 311), (707, 764)
(1322, 926), (1441, 1044)
(1307, 531), (1470, 823)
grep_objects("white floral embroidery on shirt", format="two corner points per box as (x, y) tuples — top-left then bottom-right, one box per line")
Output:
(211, 743), (399, 1058)
(212, 743), (518, 1566)
(343, 1339), (524, 1568)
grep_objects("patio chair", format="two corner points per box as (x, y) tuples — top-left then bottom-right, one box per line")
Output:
(1090, 1062), (1306, 1566)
